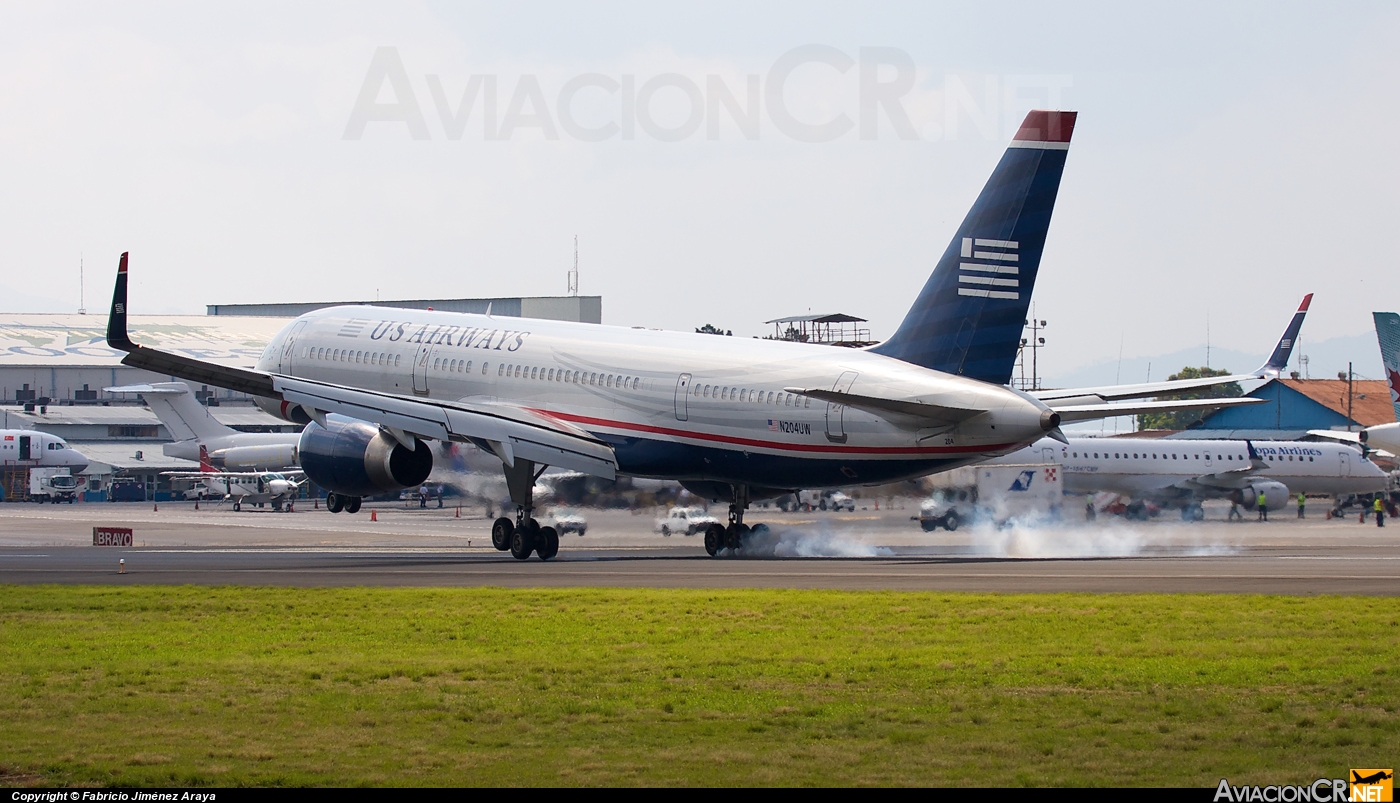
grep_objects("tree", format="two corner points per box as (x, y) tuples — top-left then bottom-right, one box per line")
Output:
(1137, 366), (1243, 431)
(696, 324), (732, 336)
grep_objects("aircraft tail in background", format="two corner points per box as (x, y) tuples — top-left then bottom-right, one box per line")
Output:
(1258, 293), (1313, 377)
(1372, 312), (1400, 420)
(870, 110), (1076, 384)
(105, 382), (239, 444)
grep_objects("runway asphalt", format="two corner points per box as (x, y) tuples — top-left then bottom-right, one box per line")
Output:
(2, 499), (1398, 593)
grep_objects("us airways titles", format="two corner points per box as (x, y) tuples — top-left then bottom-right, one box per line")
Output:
(352, 318), (531, 352)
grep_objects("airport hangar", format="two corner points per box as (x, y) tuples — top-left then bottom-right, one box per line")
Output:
(0, 295), (601, 501)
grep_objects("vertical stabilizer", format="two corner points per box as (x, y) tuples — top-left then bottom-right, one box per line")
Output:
(105, 382), (238, 444)
(199, 444), (217, 474)
(870, 110), (1076, 383)
(1258, 294), (1313, 377)
(1373, 312), (1400, 420)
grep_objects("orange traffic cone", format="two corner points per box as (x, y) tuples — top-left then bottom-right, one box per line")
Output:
(455, 506), (460, 518)
(194, 499), (199, 510)
(370, 509), (377, 522)
(153, 503), (158, 512)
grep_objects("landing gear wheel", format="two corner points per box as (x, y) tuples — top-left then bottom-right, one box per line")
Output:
(725, 523), (749, 551)
(326, 493), (344, 513)
(345, 496), (362, 514)
(750, 523), (769, 538)
(510, 524), (536, 560)
(537, 526), (559, 561)
(703, 523), (725, 557)
(943, 511), (960, 532)
(491, 517), (514, 551)
(233, 500), (242, 512)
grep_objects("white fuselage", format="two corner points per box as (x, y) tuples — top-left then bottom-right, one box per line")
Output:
(0, 430), (89, 472)
(994, 437), (1388, 499)
(252, 307), (1054, 490)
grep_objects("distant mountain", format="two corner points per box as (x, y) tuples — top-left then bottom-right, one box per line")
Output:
(1046, 332), (1384, 391)
(0, 282), (74, 314)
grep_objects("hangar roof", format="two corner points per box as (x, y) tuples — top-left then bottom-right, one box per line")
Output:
(1276, 379), (1395, 426)
(0, 314), (292, 368)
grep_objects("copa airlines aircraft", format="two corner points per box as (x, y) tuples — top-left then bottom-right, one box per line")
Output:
(0, 430), (89, 472)
(991, 436), (1387, 519)
(106, 110), (1260, 560)
(106, 382), (300, 469)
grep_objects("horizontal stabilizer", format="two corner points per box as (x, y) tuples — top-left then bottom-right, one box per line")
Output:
(783, 386), (985, 426)
(1051, 396), (1263, 423)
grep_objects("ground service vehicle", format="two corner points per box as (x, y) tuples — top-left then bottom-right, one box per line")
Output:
(29, 468), (79, 503)
(656, 506), (718, 536)
(918, 463), (1061, 531)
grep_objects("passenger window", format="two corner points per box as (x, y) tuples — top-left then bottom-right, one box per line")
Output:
(1093, 453), (1098, 458)
(394, 354), (401, 367)
(804, 397), (811, 408)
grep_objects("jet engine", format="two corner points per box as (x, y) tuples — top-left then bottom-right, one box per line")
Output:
(1233, 481), (1291, 511)
(298, 418), (433, 497)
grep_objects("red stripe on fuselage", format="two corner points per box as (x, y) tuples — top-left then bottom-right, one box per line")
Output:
(541, 410), (1017, 457)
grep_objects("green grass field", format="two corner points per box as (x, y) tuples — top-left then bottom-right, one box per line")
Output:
(1, 586), (1396, 786)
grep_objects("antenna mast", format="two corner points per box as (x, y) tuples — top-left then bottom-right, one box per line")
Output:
(568, 235), (579, 297)
(78, 254), (86, 315)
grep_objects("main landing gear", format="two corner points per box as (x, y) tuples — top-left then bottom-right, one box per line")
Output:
(489, 457), (558, 561)
(325, 492), (362, 514)
(704, 484), (770, 557)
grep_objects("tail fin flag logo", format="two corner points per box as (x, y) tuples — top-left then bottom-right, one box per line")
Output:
(199, 444), (216, 474)
(1350, 769), (1392, 802)
(957, 238), (1020, 300)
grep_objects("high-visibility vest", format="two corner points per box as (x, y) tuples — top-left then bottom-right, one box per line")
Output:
(1375, 498), (1384, 512)
(1298, 494), (1305, 505)
(1258, 493), (1267, 507)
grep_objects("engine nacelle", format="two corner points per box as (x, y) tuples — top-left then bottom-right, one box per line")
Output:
(217, 444), (299, 470)
(1233, 481), (1291, 511)
(254, 396), (313, 425)
(298, 419), (433, 497)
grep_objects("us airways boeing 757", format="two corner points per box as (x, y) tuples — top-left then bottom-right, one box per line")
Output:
(105, 110), (1259, 560)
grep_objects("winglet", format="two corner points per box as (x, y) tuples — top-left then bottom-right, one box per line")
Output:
(106, 252), (138, 352)
(1256, 293), (1312, 377)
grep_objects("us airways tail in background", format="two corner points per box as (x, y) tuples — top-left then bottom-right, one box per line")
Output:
(106, 382), (301, 470)
(105, 110), (1256, 561)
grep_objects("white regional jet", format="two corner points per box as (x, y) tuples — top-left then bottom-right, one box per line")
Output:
(990, 437), (1387, 520)
(104, 110), (1260, 560)
(106, 382), (300, 470)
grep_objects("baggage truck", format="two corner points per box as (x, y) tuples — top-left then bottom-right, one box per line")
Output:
(917, 463), (1061, 531)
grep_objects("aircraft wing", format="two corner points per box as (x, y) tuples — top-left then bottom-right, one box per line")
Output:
(1034, 293), (1312, 403)
(274, 375), (617, 479)
(1049, 396), (1263, 423)
(106, 253), (618, 481)
(1307, 429), (1361, 444)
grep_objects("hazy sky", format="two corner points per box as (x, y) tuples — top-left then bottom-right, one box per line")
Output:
(2, 1), (1396, 384)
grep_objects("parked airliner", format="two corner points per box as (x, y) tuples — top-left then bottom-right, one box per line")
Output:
(991, 436), (1387, 519)
(0, 430), (89, 472)
(105, 110), (1259, 560)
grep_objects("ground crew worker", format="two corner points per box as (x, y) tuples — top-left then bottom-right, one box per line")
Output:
(1085, 494), (1096, 521)
(1297, 492), (1306, 518)
(1229, 498), (1243, 521)
(1257, 490), (1268, 521)
(1375, 496), (1385, 527)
